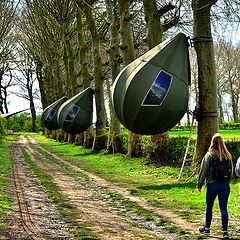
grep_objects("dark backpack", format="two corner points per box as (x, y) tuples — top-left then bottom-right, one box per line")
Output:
(211, 155), (231, 181)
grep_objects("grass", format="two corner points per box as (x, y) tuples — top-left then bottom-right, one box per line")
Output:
(32, 133), (240, 236)
(169, 129), (240, 139)
(0, 136), (15, 230)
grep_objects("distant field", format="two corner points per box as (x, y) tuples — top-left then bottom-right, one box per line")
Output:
(169, 129), (240, 140)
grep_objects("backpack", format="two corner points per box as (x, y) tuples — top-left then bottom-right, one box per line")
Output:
(210, 155), (231, 181)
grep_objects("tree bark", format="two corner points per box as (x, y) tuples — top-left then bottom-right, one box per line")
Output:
(118, 0), (142, 157)
(192, 0), (218, 169)
(105, 0), (124, 154)
(75, 133), (84, 145)
(142, 0), (163, 48)
(143, 0), (174, 149)
(76, 6), (94, 148)
(82, 2), (107, 150)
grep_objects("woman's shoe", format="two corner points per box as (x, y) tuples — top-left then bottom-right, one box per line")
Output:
(199, 226), (210, 235)
(223, 231), (230, 239)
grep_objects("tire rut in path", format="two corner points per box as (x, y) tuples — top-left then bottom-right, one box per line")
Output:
(11, 149), (46, 240)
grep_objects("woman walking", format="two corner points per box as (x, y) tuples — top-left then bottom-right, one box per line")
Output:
(198, 133), (233, 239)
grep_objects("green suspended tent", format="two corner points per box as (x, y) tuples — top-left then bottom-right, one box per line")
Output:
(57, 87), (94, 134)
(41, 96), (67, 130)
(112, 32), (190, 135)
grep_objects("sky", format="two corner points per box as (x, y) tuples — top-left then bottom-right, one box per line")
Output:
(7, 84), (43, 116)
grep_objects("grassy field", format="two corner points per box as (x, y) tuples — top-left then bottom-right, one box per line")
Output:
(33, 133), (240, 236)
(169, 129), (240, 139)
(0, 136), (14, 230)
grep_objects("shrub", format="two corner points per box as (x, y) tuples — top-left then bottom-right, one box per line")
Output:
(225, 141), (240, 165)
(142, 136), (240, 169)
(0, 116), (7, 138)
(142, 137), (196, 167)
(6, 113), (42, 132)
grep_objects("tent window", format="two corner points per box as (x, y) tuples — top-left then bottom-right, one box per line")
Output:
(65, 105), (80, 121)
(142, 70), (172, 106)
(46, 108), (56, 120)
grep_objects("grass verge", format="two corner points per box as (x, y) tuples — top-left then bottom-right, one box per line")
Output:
(0, 136), (15, 230)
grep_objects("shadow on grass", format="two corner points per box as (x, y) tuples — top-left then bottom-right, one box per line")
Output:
(138, 181), (196, 191)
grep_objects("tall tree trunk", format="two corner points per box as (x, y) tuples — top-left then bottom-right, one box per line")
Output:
(218, 92), (224, 123)
(3, 88), (8, 113)
(26, 69), (37, 132)
(61, 21), (78, 97)
(76, 6), (94, 148)
(230, 88), (239, 122)
(75, 133), (84, 145)
(29, 90), (36, 132)
(82, 3), (107, 150)
(192, 0), (218, 169)
(36, 62), (47, 109)
(105, 0), (124, 154)
(142, 0), (163, 47)
(118, 0), (142, 157)
(143, 0), (171, 148)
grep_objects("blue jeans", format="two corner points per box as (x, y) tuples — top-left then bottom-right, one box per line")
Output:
(205, 181), (230, 231)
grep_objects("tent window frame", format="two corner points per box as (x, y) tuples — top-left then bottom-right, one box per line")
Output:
(141, 70), (173, 106)
(65, 105), (80, 121)
(46, 108), (57, 120)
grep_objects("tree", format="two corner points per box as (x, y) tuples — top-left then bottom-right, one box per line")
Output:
(78, 0), (107, 150)
(11, 50), (38, 132)
(143, 0), (182, 146)
(214, 41), (227, 123)
(192, 0), (218, 168)
(0, 63), (13, 114)
(117, 0), (142, 157)
(105, 0), (124, 154)
(0, 0), (18, 114)
(20, 0), (66, 106)
(75, 6), (94, 148)
(218, 41), (240, 122)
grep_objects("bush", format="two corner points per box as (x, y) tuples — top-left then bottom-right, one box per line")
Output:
(0, 116), (7, 139)
(142, 137), (196, 167)
(142, 136), (240, 169)
(6, 113), (42, 132)
(225, 141), (240, 165)
(219, 122), (240, 130)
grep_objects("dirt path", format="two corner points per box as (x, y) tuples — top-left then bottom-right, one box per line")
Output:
(1, 137), (73, 240)
(2, 134), (212, 239)
(26, 135), (200, 235)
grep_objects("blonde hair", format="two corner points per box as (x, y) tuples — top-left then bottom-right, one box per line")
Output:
(208, 133), (232, 161)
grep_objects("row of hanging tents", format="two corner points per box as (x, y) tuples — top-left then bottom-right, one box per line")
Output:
(41, 33), (190, 135)
(41, 88), (94, 134)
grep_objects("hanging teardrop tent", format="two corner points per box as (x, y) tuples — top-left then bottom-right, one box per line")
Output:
(112, 32), (190, 135)
(41, 96), (67, 130)
(57, 87), (94, 134)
